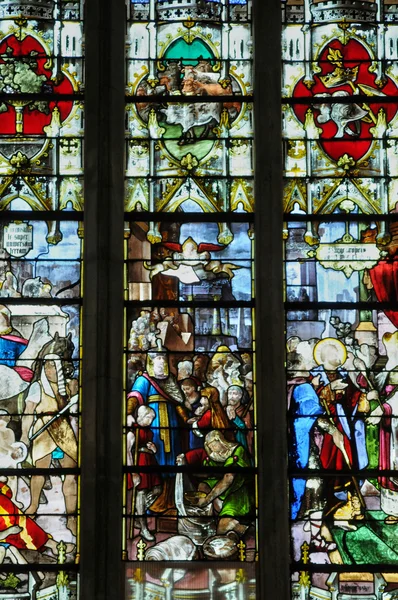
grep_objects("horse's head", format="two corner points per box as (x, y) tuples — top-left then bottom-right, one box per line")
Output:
(33, 332), (75, 384)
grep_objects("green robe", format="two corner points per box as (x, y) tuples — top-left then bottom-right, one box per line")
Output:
(204, 445), (253, 517)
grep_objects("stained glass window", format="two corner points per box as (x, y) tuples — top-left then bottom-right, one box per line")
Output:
(123, 0), (256, 596)
(283, 0), (398, 595)
(0, 0), (83, 596)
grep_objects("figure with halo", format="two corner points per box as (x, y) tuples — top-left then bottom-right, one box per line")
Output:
(311, 338), (374, 529)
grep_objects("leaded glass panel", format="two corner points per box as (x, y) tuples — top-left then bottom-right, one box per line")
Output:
(0, 2), (83, 597)
(284, 0), (398, 595)
(124, 0), (256, 596)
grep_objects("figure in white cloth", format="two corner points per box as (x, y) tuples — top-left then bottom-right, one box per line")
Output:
(21, 337), (78, 536)
(144, 237), (240, 285)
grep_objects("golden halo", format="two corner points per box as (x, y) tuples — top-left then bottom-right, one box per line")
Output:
(313, 338), (347, 368)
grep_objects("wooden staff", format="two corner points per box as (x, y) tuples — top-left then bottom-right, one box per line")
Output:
(242, 396), (254, 419)
(129, 425), (140, 539)
(319, 392), (366, 509)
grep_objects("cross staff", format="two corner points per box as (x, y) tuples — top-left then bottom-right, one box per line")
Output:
(318, 388), (366, 509)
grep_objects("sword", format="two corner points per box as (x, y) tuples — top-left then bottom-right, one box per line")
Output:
(29, 395), (79, 442)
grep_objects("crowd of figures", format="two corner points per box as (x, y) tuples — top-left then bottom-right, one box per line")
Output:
(125, 329), (255, 561)
(288, 316), (398, 564)
(0, 304), (78, 576)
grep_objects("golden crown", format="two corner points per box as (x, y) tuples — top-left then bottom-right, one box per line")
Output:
(320, 66), (359, 89)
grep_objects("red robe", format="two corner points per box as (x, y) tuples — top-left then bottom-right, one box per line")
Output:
(378, 403), (398, 492)
(196, 408), (234, 441)
(0, 482), (49, 551)
(128, 427), (162, 491)
(316, 378), (367, 514)
(197, 410), (212, 430)
(318, 382), (362, 471)
(185, 448), (207, 466)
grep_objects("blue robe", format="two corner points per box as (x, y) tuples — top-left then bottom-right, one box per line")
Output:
(130, 374), (181, 468)
(232, 415), (248, 451)
(290, 382), (324, 520)
(0, 335), (27, 367)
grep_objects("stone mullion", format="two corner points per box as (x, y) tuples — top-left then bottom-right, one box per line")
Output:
(254, 0), (290, 598)
(80, 0), (126, 598)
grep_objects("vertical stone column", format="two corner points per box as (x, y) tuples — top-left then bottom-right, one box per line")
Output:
(254, 0), (290, 598)
(80, 0), (125, 598)
(212, 305), (222, 335)
(224, 308), (230, 336)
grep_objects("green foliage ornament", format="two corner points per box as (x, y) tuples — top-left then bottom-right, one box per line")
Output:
(0, 573), (21, 590)
(0, 48), (50, 119)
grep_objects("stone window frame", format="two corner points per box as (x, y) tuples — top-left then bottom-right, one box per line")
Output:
(80, 1), (288, 598)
